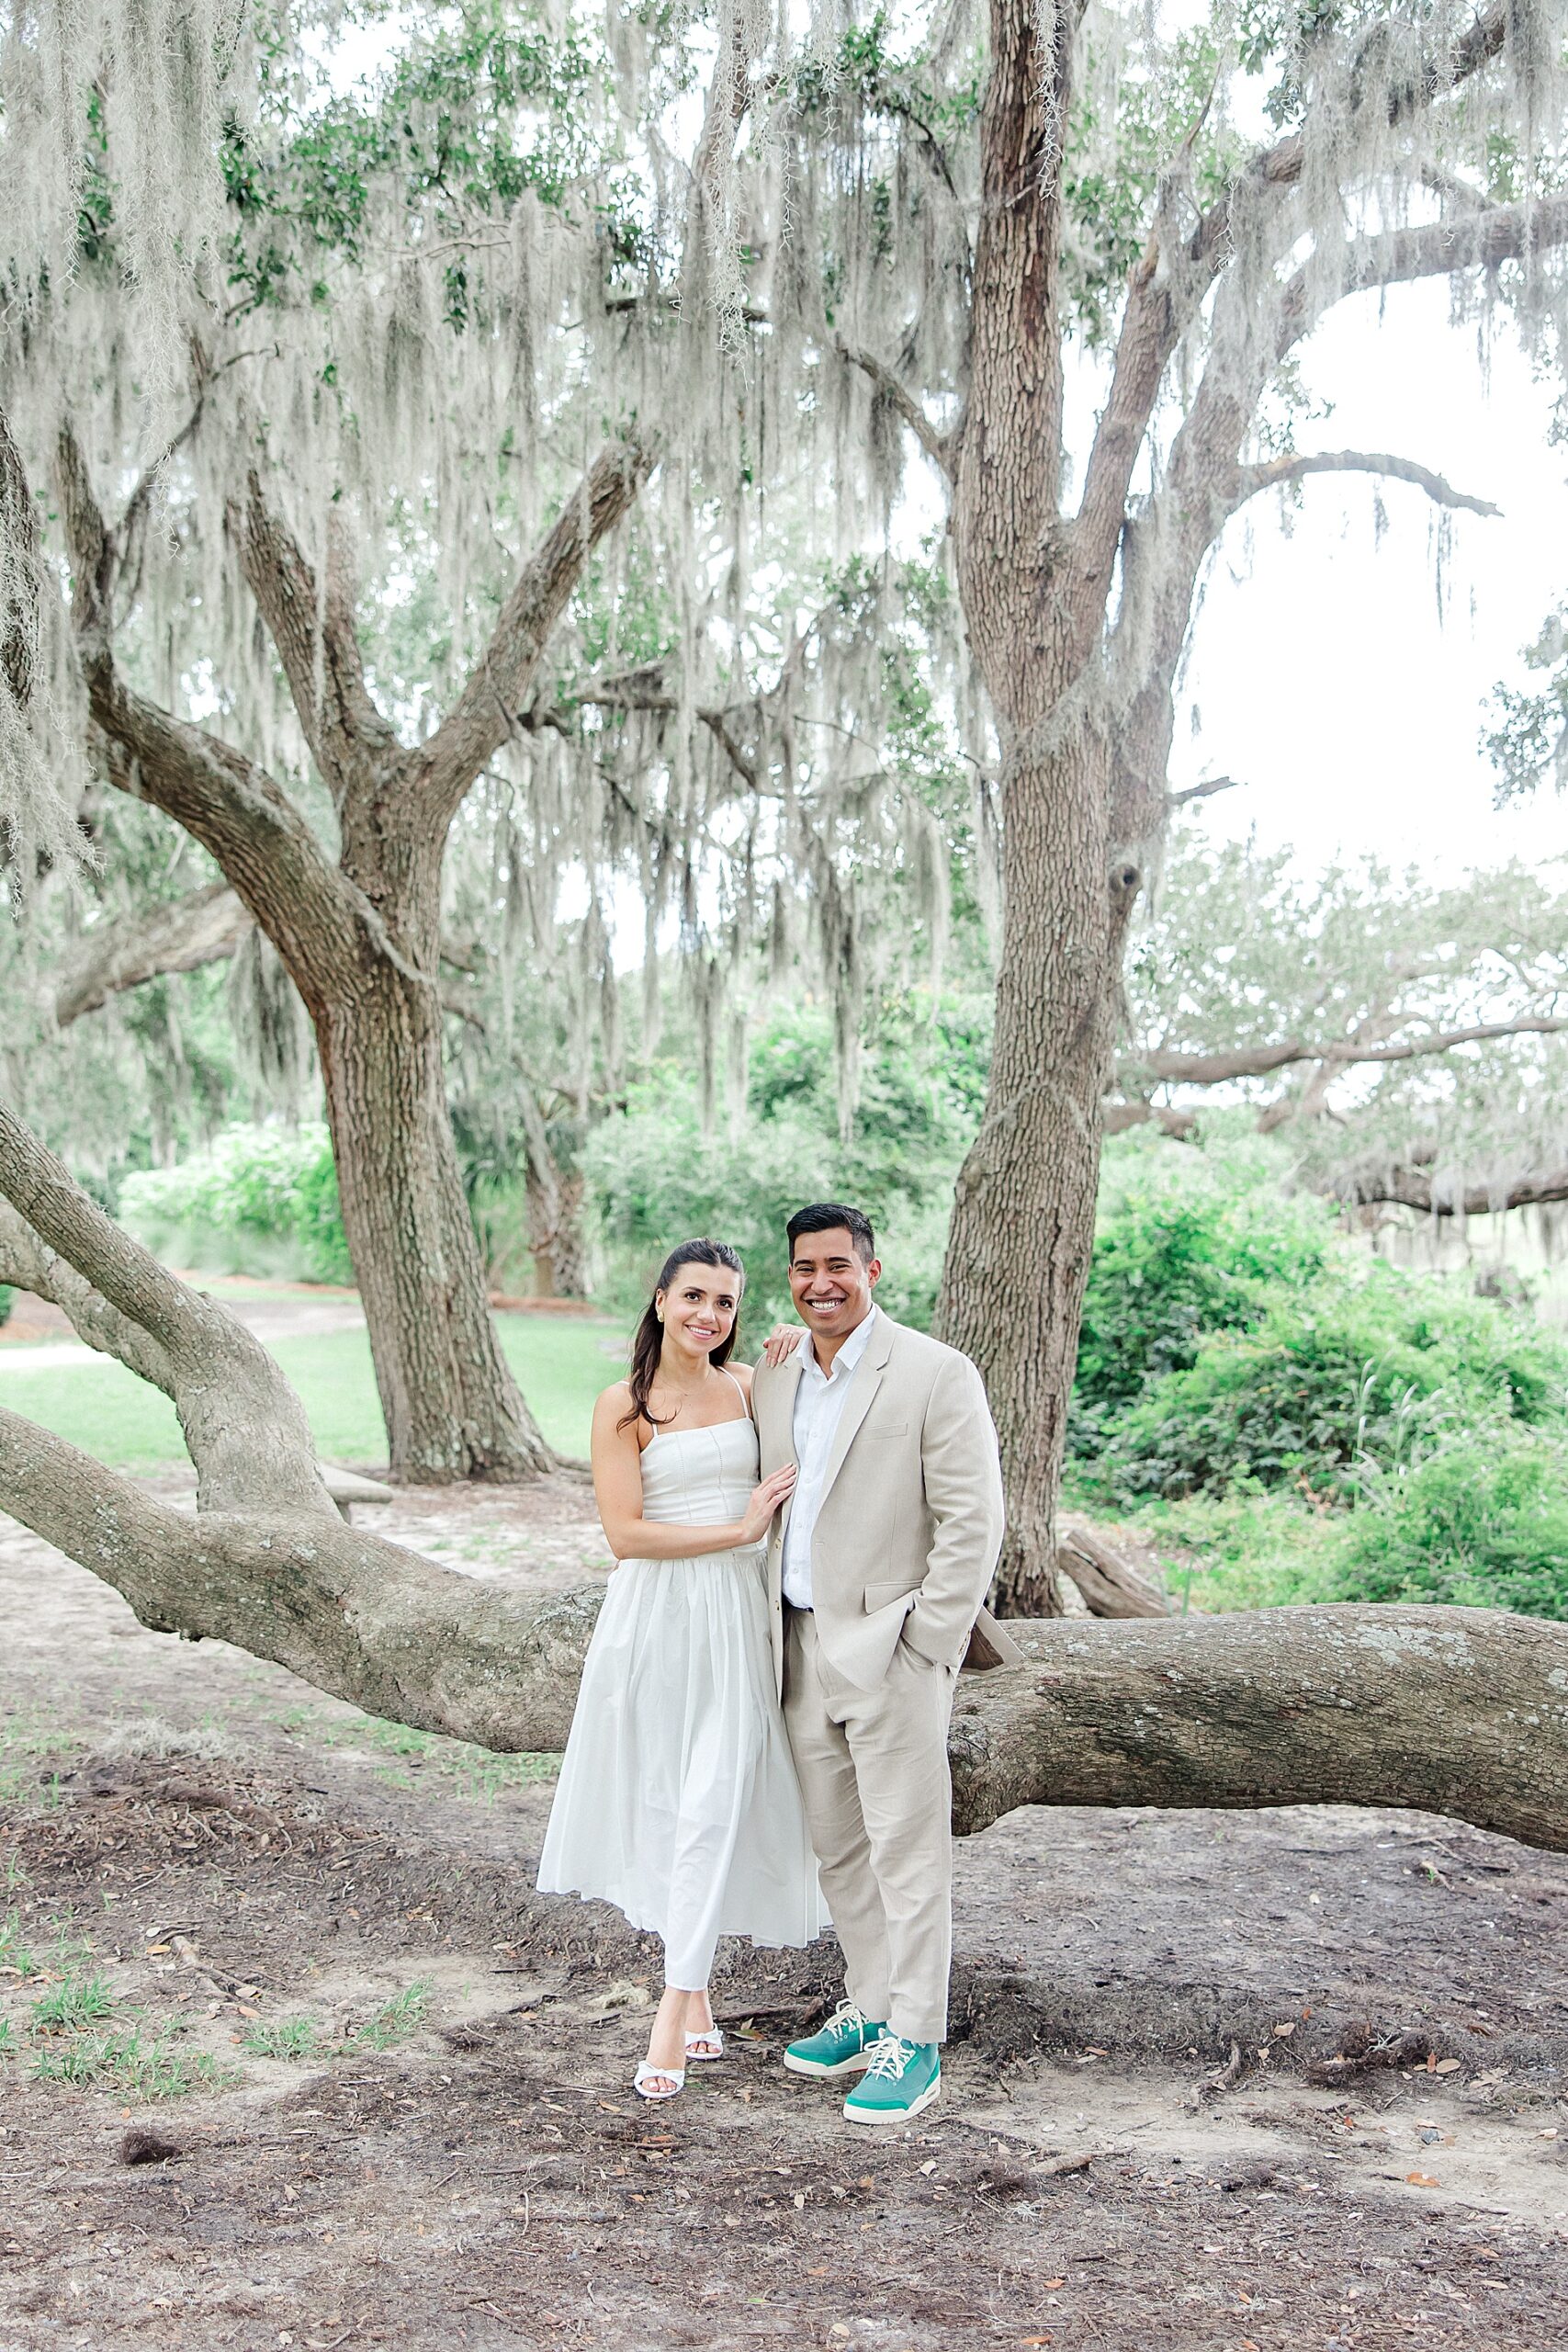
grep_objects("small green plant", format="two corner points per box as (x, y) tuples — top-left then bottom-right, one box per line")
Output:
(353, 1981), (430, 2051)
(0, 1713), (86, 1805)
(242, 2015), (323, 2061)
(1330, 1425), (1568, 1620)
(0, 1283), (13, 1329)
(0, 1912), (39, 1977)
(32, 2027), (227, 2098)
(118, 1123), (354, 1284)
(282, 1707), (559, 1802)
(0, 2018), (16, 2054)
(31, 1971), (114, 2033)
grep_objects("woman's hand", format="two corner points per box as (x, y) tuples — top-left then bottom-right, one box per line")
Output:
(761, 1322), (807, 1368)
(739, 1463), (796, 1544)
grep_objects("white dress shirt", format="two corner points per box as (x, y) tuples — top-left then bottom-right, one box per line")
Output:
(781, 1306), (880, 1611)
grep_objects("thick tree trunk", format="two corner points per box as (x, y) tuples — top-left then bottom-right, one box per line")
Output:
(51, 419), (651, 1492)
(525, 1163), (588, 1299)
(3, 1135), (1563, 1860)
(320, 965), (549, 1481)
(4, 1405), (1565, 1855)
(935, 718), (1134, 1616)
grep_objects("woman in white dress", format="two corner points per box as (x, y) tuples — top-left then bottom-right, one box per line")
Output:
(537, 1238), (826, 2100)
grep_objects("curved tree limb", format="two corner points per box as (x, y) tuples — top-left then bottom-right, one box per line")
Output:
(1340, 1162), (1568, 1216)
(837, 342), (953, 477)
(1234, 450), (1502, 520)
(1, 1104), (1563, 1854)
(2, 1401), (1564, 1854)
(54, 423), (369, 1009)
(54, 882), (253, 1026)
(0, 1098), (333, 1519)
(1126, 1014), (1568, 1089)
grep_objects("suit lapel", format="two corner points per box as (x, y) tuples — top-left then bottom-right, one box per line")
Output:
(818, 1313), (897, 1505)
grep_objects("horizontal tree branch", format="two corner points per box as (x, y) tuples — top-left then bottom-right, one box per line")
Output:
(946, 1603), (1567, 1845)
(1128, 1014), (1568, 1088)
(2, 1399), (1563, 1854)
(54, 883), (252, 1026)
(1340, 1162), (1568, 1216)
(1101, 1102), (1198, 1138)
(1280, 190), (1568, 356)
(1234, 450), (1502, 519)
(1167, 775), (1245, 809)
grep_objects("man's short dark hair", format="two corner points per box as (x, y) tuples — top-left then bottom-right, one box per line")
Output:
(786, 1203), (876, 1263)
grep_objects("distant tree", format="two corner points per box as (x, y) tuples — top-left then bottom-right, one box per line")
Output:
(1112, 839), (1568, 1216)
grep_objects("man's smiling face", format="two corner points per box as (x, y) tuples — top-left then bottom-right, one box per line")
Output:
(787, 1227), (880, 1347)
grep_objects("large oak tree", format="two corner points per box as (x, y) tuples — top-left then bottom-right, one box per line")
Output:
(2, 3), (756, 1477)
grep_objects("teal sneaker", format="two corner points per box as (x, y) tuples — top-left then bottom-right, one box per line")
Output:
(842, 2035), (942, 2127)
(783, 1999), (887, 2080)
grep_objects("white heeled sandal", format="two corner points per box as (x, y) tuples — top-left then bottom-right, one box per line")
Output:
(634, 2058), (685, 2102)
(683, 2026), (724, 2063)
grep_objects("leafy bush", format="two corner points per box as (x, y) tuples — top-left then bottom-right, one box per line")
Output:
(1093, 1271), (1568, 1505)
(1326, 1428), (1568, 1620)
(0, 1284), (12, 1329)
(584, 992), (986, 1336)
(1071, 1140), (1334, 1433)
(119, 1124), (353, 1285)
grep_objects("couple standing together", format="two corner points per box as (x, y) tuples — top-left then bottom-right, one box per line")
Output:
(538, 1203), (1021, 2129)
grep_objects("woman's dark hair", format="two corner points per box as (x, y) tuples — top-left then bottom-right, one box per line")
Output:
(619, 1238), (745, 1433)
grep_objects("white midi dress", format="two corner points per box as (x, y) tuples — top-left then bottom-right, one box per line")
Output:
(536, 1408), (827, 1987)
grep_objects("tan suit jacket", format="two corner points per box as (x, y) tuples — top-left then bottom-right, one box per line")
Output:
(752, 1312), (1021, 1695)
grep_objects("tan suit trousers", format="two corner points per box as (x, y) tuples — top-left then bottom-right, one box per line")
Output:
(784, 1606), (956, 2047)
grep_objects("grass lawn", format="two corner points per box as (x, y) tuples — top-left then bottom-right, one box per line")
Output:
(0, 1312), (627, 1471)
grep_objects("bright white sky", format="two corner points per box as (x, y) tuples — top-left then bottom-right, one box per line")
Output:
(1170, 276), (1568, 883)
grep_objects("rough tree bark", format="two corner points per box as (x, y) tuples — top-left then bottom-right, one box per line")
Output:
(0, 1110), (1563, 1853)
(53, 426), (651, 1480)
(925, 1), (1560, 1613)
(54, 881), (252, 1027)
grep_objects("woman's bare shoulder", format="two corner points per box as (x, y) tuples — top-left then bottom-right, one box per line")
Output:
(594, 1379), (637, 1423)
(728, 1359), (755, 1396)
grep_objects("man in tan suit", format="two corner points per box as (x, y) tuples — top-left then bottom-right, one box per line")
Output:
(750, 1202), (1020, 2128)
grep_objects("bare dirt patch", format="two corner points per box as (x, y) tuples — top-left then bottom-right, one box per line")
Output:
(2, 1477), (1565, 2350)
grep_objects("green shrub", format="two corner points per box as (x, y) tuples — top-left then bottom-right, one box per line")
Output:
(119, 1125), (353, 1285)
(0, 1283), (12, 1329)
(1071, 1142), (1334, 1433)
(1093, 1271), (1568, 1505)
(1327, 1428), (1568, 1620)
(583, 994), (983, 1336)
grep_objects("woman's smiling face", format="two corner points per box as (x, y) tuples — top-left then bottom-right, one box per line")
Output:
(657, 1262), (741, 1360)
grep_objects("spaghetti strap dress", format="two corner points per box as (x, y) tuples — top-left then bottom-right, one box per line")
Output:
(536, 1393), (826, 1987)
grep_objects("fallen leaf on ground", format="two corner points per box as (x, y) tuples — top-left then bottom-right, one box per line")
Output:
(1405, 2172), (1441, 2188)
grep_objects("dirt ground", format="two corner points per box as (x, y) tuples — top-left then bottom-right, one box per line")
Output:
(2, 1474), (1566, 2352)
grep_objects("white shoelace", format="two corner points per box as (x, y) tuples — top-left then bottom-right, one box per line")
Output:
(862, 2035), (913, 2083)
